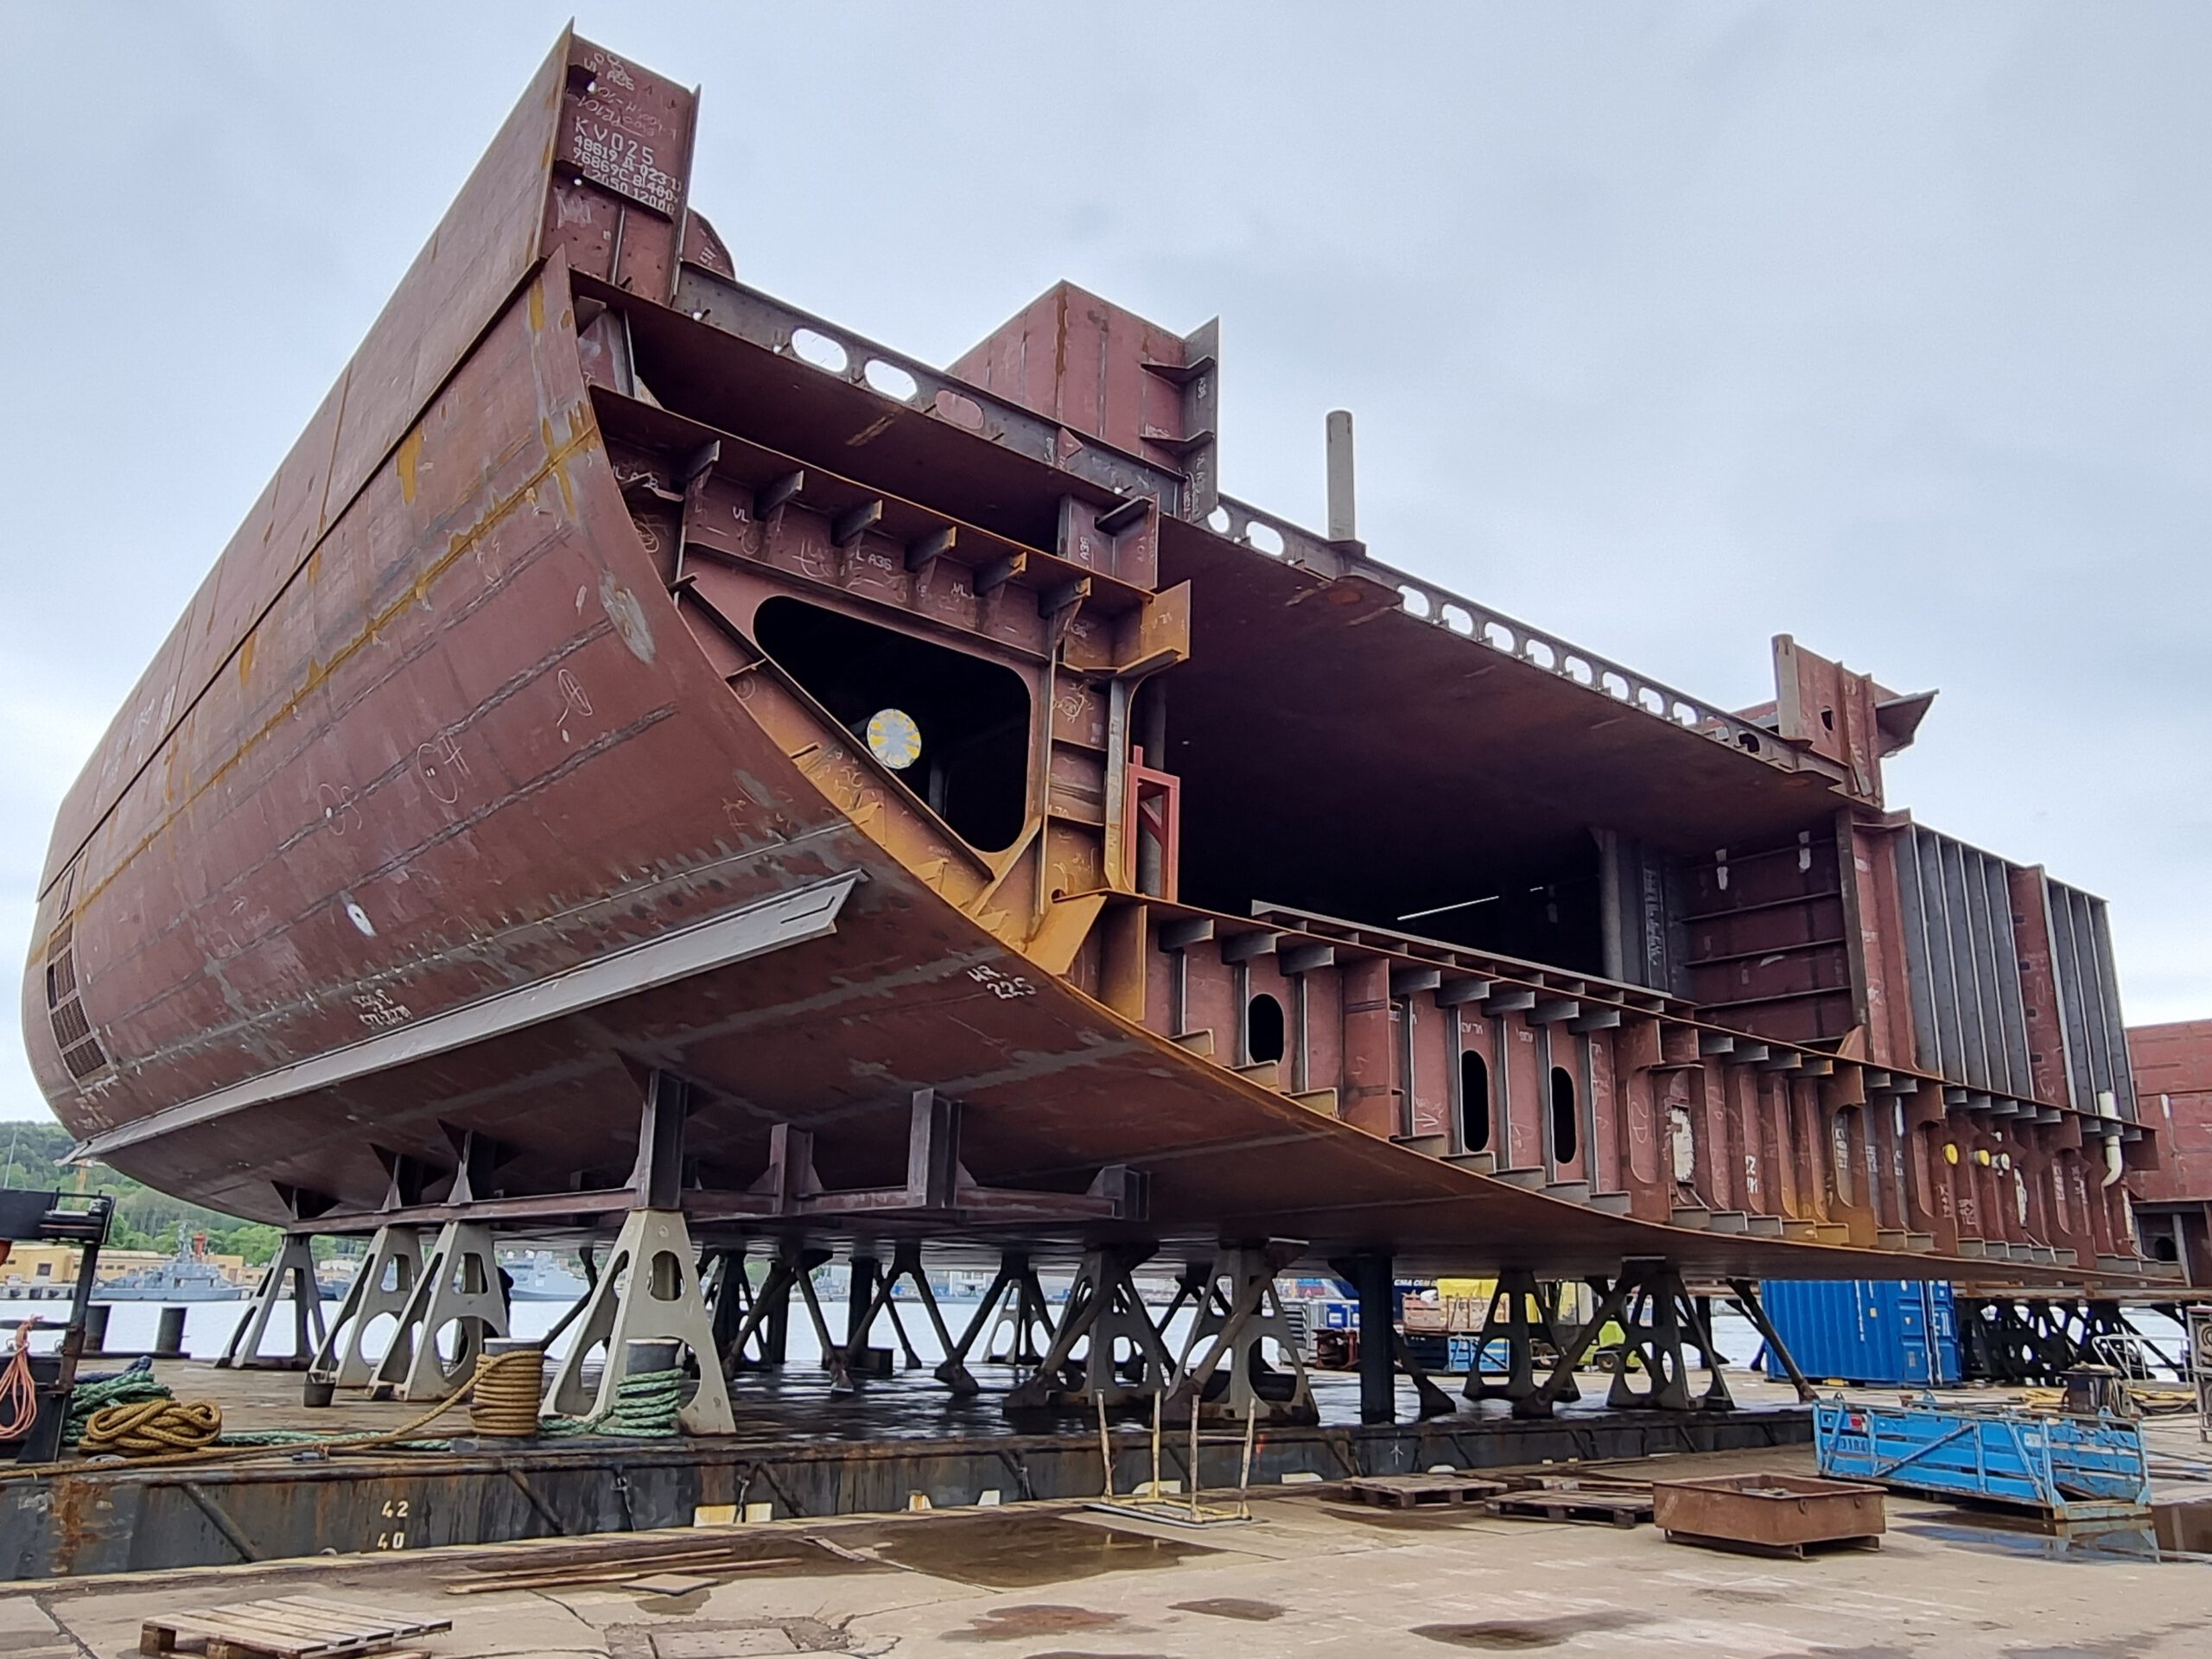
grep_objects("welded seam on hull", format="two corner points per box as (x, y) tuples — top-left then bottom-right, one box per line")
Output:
(39, 239), (580, 905)
(51, 361), (601, 937)
(67, 869), (864, 1163)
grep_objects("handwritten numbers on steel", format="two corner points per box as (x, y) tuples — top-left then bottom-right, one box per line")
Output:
(968, 964), (1038, 1001)
(416, 733), (470, 805)
(556, 668), (594, 745)
(317, 781), (363, 837)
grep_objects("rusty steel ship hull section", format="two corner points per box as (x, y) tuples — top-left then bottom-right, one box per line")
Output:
(22, 34), (2157, 1285)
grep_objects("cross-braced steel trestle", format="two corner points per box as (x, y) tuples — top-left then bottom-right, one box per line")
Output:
(1003, 1243), (1180, 1413)
(1460, 1268), (1581, 1408)
(1166, 1240), (1319, 1427)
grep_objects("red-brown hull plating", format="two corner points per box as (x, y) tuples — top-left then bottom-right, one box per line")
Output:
(25, 34), (2158, 1287)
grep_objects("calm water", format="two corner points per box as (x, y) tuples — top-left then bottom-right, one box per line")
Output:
(3, 1293), (2178, 1387)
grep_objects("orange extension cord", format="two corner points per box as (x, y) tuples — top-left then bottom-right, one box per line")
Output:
(0, 1321), (40, 1443)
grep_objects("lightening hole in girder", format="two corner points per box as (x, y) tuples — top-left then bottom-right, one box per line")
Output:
(1245, 522), (1284, 556)
(1207, 505), (1234, 534)
(1637, 687), (1666, 715)
(864, 359), (919, 402)
(1600, 671), (1630, 700)
(1246, 994), (1286, 1065)
(791, 328), (849, 373)
(932, 390), (985, 430)
(1484, 622), (1516, 652)
(1440, 604), (1474, 635)
(1523, 639), (1556, 670)
(1550, 1066), (1579, 1164)
(1398, 586), (1433, 619)
(1672, 702), (1700, 726)
(1564, 655), (1594, 685)
(1459, 1050), (1491, 1153)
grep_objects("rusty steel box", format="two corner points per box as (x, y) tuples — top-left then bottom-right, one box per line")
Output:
(1652, 1473), (1885, 1558)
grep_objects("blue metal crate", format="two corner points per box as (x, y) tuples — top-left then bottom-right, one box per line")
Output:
(1815, 1397), (2150, 1522)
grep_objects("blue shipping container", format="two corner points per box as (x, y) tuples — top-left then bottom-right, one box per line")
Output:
(1757, 1280), (1959, 1386)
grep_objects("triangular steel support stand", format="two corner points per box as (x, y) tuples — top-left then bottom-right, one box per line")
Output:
(368, 1220), (508, 1401)
(310, 1224), (423, 1388)
(217, 1233), (327, 1370)
(541, 1207), (735, 1434)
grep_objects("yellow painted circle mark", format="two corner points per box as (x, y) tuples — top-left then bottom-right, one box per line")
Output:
(1943, 1142), (1960, 1166)
(867, 708), (922, 771)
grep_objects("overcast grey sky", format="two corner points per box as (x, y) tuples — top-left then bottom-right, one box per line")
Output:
(3, 3), (2207, 1126)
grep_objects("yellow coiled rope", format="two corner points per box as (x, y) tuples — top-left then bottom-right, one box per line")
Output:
(467, 1349), (547, 1438)
(79, 1397), (223, 1457)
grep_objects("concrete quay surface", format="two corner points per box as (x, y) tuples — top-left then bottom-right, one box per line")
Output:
(3, 1433), (2208, 1659)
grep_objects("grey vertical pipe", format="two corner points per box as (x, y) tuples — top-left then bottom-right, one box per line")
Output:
(154, 1306), (188, 1358)
(1325, 410), (1357, 542)
(82, 1302), (111, 1356)
(1596, 829), (1624, 982)
(1138, 679), (1167, 767)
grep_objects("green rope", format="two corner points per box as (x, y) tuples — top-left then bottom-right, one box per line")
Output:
(212, 1430), (455, 1450)
(542, 1369), (686, 1439)
(67, 1361), (683, 1454)
(65, 1370), (170, 1446)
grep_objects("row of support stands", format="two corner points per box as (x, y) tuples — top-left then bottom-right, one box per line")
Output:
(1315, 1259), (1814, 1424)
(221, 1233), (1815, 1433)
(210, 1070), (1817, 1436)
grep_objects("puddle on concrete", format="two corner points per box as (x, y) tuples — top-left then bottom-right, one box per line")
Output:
(947, 1604), (1128, 1643)
(1899, 1520), (2163, 1564)
(1172, 1597), (1285, 1622)
(869, 1513), (1216, 1589)
(1414, 1624), (1565, 1651)
(1414, 1612), (1648, 1650)
(633, 1586), (714, 1615)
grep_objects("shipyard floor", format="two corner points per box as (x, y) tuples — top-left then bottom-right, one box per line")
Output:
(5, 1428), (2210, 1659)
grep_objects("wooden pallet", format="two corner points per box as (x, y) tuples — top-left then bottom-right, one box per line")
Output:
(139, 1596), (450, 1658)
(1481, 1491), (1654, 1529)
(1344, 1472), (1510, 1510)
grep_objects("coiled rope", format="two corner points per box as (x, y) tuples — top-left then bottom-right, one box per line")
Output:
(3, 1343), (689, 1481)
(79, 1397), (223, 1456)
(0, 1322), (38, 1443)
(3, 1370), (480, 1484)
(468, 1348), (548, 1438)
(543, 1368), (685, 1439)
(65, 1362), (169, 1444)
